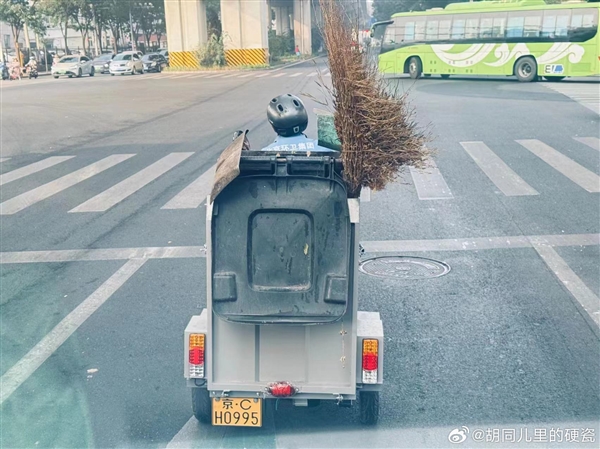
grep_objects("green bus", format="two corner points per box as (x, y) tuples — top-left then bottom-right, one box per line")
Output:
(371, 0), (600, 81)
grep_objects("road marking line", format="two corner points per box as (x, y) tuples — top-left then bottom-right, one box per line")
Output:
(533, 244), (600, 335)
(516, 139), (600, 193)
(69, 152), (193, 213)
(161, 164), (216, 209)
(255, 72), (271, 78)
(0, 246), (206, 263)
(0, 234), (596, 265)
(361, 233), (599, 253)
(324, 72), (331, 77)
(460, 142), (539, 196)
(544, 83), (600, 115)
(222, 73), (240, 78)
(0, 154), (135, 215)
(272, 73), (286, 78)
(237, 73), (256, 78)
(307, 72), (318, 77)
(409, 159), (453, 200)
(0, 158), (11, 163)
(289, 72), (302, 77)
(0, 258), (146, 405)
(574, 137), (600, 152)
(204, 73), (224, 79)
(0, 156), (75, 186)
(177, 74), (197, 79)
(158, 74), (180, 79)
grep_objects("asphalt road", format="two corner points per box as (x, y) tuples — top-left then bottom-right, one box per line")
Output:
(1, 59), (599, 449)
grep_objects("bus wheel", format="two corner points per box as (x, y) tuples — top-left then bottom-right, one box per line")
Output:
(441, 74), (450, 79)
(544, 76), (565, 82)
(515, 57), (537, 82)
(408, 57), (422, 79)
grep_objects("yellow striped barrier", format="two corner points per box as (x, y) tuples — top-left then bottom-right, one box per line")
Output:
(169, 51), (200, 69)
(225, 48), (268, 67)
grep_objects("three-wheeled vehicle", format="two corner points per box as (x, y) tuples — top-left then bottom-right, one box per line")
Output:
(183, 114), (384, 427)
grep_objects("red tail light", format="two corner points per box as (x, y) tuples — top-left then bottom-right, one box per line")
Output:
(362, 339), (379, 384)
(188, 334), (205, 378)
(266, 381), (297, 397)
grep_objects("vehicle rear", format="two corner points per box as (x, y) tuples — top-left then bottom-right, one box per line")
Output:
(184, 145), (383, 427)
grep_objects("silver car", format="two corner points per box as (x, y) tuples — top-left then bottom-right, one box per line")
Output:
(52, 55), (94, 78)
(92, 54), (114, 74)
(109, 52), (144, 76)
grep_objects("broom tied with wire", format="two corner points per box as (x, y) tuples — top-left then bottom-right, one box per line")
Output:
(316, 0), (430, 198)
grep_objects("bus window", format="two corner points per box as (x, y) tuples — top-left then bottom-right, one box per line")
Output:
(569, 8), (598, 41)
(451, 18), (466, 40)
(492, 15), (507, 39)
(524, 14), (542, 38)
(405, 22), (416, 41)
(555, 12), (570, 37)
(415, 20), (426, 41)
(542, 13), (557, 38)
(480, 16), (493, 39)
(465, 15), (480, 39)
(439, 19), (452, 40)
(507, 15), (525, 38)
(426, 19), (439, 41)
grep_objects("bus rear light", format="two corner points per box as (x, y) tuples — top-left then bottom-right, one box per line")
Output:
(362, 339), (378, 384)
(189, 333), (205, 379)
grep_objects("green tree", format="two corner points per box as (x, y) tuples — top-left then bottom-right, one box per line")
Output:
(40, 0), (79, 54)
(0, 0), (30, 62)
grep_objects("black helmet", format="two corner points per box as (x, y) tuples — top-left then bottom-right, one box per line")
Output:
(267, 94), (308, 137)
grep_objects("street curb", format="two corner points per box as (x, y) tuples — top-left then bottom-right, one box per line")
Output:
(164, 56), (322, 75)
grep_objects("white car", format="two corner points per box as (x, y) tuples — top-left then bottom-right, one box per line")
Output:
(109, 52), (144, 76)
(52, 55), (94, 78)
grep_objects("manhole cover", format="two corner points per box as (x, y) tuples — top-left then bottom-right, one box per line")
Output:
(359, 256), (450, 280)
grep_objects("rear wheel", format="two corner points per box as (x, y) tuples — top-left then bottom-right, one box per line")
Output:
(359, 391), (379, 425)
(441, 74), (450, 79)
(408, 57), (422, 80)
(544, 76), (565, 82)
(77, 68), (82, 78)
(514, 57), (537, 82)
(192, 388), (211, 424)
(54, 75), (59, 79)
(90, 67), (95, 77)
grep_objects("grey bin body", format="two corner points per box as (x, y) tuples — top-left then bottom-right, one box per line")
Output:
(186, 153), (383, 401)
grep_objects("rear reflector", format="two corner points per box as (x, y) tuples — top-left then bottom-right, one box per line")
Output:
(189, 333), (205, 379)
(362, 339), (378, 384)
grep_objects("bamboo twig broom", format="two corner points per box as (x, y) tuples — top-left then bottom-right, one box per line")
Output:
(317, 0), (430, 198)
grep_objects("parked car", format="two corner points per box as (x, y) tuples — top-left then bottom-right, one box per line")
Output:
(109, 51), (144, 76)
(158, 49), (169, 65)
(51, 55), (94, 78)
(142, 53), (167, 73)
(92, 53), (114, 74)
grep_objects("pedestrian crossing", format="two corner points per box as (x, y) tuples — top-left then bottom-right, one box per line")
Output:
(543, 82), (600, 115)
(1, 138), (598, 216)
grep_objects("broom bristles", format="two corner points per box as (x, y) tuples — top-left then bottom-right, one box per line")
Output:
(317, 0), (430, 197)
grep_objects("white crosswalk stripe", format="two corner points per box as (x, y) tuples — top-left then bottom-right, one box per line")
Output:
(161, 164), (216, 209)
(517, 139), (600, 193)
(574, 137), (600, 152)
(0, 156), (74, 186)
(255, 72), (271, 78)
(2, 136), (597, 215)
(460, 142), (539, 196)
(409, 159), (453, 200)
(0, 158), (11, 163)
(307, 72), (318, 77)
(272, 73), (286, 78)
(70, 152), (193, 213)
(289, 72), (302, 77)
(544, 82), (600, 115)
(0, 154), (135, 215)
